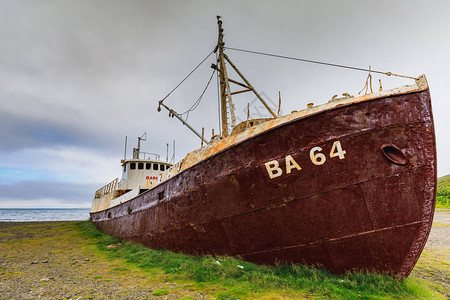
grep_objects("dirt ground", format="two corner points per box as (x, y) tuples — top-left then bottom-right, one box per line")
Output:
(0, 211), (449, 299)
(410, 209), (450, 296)
(0, 221), (207, 300)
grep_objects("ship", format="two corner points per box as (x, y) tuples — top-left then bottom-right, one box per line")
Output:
(90, 16), (436, 278)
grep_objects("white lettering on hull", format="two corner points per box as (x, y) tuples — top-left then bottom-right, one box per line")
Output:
(264, 140), (346, 179)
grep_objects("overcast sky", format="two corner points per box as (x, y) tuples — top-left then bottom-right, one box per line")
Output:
(1, 0), (449, 208)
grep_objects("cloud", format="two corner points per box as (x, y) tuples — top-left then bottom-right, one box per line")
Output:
(0, 146), (120, 185)
(0, 145), (118, 207)
(0, 0), (449, 210)
(0, 110), (100, 152)
(0, 180), (97, 208)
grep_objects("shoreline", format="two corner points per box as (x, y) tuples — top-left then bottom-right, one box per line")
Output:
(0, 220), (89, 229)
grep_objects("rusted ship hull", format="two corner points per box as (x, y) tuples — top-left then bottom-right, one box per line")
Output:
(91, 87), (436, 278)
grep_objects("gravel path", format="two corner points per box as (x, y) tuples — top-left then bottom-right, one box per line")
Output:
(426, 209), (450, 249)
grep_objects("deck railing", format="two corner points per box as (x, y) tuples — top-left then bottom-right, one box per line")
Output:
(138, 152), (161, 161)
(94, 178), (118, 199)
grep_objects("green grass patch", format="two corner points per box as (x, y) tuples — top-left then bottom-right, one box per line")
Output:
(437, 174), (450, 188)
(152, 289), (169, 296)
(437, 174), (450, 209)
(436, 195), (450, 209)
(76, 221), (443, 299)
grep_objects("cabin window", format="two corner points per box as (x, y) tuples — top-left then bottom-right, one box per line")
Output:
(160, 164), (165, 171)
(130, 163), (136, 170)
(138, 162), (144, 169)
(153, 163), (159, 170)
(146, 163), (151, 170)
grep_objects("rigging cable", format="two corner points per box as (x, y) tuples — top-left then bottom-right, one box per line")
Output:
(159, 49), (215, 103)
(224, 47), (418, 80)
(181, 68), (217, 121)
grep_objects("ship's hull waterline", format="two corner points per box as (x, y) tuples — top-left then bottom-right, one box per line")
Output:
(91, 87), (436, 278)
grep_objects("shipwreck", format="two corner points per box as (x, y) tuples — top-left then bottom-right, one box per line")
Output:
(91, 17), (436, 278)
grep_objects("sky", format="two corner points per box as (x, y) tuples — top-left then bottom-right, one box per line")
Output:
(1, 0), (449, 208)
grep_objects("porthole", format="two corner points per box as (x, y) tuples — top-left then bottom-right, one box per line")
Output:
(381, 144), (409, 165)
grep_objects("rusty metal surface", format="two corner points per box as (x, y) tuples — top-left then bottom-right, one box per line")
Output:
(91, 87), (436, 278)
(171, 76), (428, 176)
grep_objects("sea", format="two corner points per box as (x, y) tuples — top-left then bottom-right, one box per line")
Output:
(0, 208), (91, 222)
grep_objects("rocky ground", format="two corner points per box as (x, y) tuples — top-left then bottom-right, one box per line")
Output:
(0, 211), (448, 299)
(0, 221), (207, 299)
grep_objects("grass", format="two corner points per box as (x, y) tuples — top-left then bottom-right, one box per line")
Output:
(437, 174), (450, 209)
(413, 248), (450, 293)
(152, 289), (169, 296)
(76, 221), (443, 299)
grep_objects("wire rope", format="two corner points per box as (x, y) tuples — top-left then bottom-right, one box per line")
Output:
(160, 49), (215, 103)
(224, 47), (417, 80)
(181, 69), (216, 121)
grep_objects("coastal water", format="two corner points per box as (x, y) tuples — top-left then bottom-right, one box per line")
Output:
(0, 208), (91, 222)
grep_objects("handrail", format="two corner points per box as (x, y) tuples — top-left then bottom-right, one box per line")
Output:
(138, 152), (161, 161)
(94, 178), (118, 199)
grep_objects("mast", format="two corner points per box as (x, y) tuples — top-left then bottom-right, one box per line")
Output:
(216, 16), (235, 138)
(158, 17), (279, 141)
(215, 16), (277, 138)
(133, 132), (146, 159)
(124, 136), (128, 160)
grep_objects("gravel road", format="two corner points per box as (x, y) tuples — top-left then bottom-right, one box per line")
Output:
(426, 209), (450, 249)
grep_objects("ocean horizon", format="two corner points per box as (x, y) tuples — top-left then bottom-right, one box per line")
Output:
(0, 208), (91, 222)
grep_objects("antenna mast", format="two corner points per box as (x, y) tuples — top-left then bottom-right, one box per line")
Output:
(124, 136), (127, 160)
(133, 132), (146, 159)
